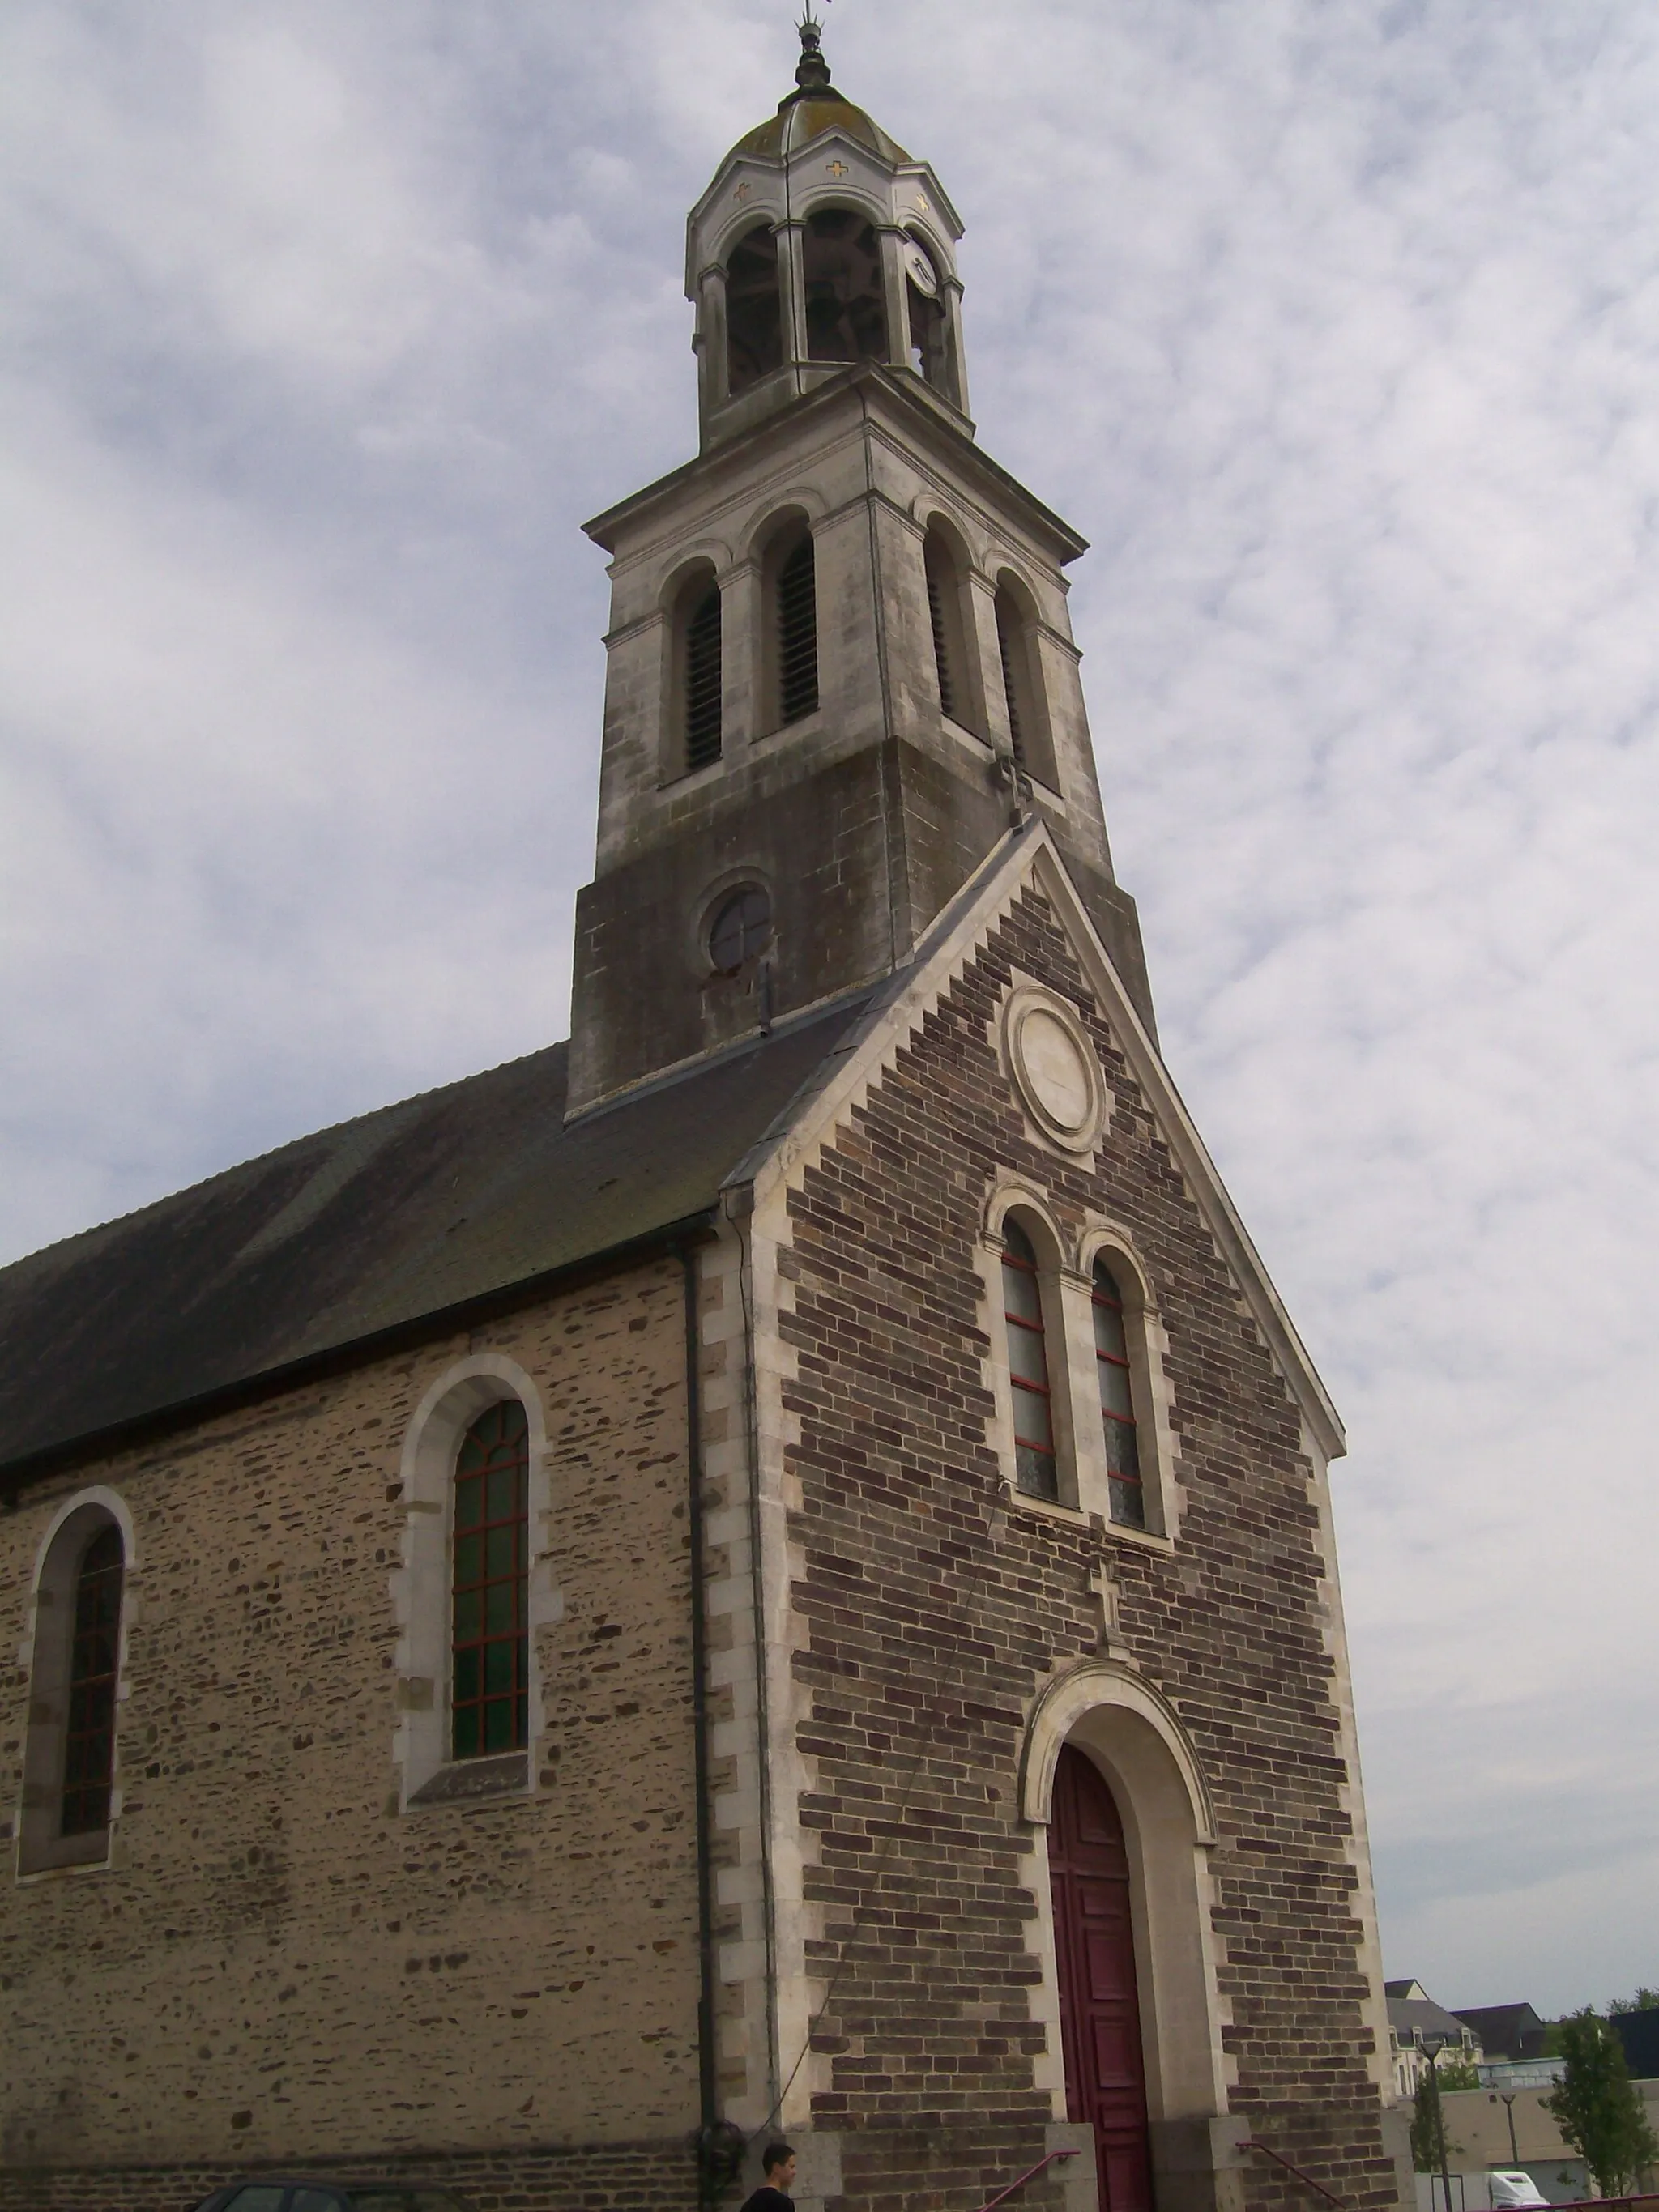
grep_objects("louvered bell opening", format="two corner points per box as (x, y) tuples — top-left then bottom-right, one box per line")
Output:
(777, 536), (819, 725)
(928, 560), (954, 718)
(684, 584), (723, 772)
(996, 598), (1026, 768)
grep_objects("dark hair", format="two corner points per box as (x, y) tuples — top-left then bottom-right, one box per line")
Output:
(762, 2144), (795, 2177)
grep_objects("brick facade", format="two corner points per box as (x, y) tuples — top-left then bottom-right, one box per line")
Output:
(763, 884), (1396, 2212)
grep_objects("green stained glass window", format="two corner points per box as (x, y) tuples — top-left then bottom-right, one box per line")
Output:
(61, 1524), (124, 1835)
(452, 1400), (529, 1760)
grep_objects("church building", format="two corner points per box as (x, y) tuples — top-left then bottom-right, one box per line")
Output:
(0, 25), (1407, 2212)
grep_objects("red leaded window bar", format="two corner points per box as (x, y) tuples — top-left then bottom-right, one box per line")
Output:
(1093, 1259), (1145, 1528)
(452, 1400), (529, 1760)
(1003, 1220), (1059, 1502)
(61, 1524), (124, 1836)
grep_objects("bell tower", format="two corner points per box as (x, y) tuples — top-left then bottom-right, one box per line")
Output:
(565, 19), (1154, 1115)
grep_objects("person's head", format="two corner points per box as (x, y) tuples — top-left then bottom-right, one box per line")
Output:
(763, 2144), (797, 2192)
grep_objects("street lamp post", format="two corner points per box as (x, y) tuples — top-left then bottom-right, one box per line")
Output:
(1423, 2035), (1456, 2212)
(1500, 2092), (1520, 2167)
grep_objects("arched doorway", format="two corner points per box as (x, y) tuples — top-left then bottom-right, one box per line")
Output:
(1049, 1745), (1154, 2212)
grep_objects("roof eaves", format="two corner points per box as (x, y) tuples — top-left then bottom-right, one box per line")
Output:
(0, 1208), (719, 1499)
(583, 368), (1087, 567)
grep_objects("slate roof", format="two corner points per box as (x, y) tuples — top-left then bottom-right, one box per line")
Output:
(0, 994), (873, 1486)
(1387, 1988), (1481, 2051)
(1454, 2005), (1546, 2062)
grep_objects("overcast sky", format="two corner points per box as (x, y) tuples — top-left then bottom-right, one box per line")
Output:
(3, 0), (1656, 2021)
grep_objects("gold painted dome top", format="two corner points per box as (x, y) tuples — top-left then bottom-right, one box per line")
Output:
(723, 19), (909, 168)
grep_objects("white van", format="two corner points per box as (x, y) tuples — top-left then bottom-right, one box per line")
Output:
(1487, 2174), (1549, 2208)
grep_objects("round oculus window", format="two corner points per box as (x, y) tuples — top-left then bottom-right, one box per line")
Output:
(708, 885), (771, 974)
(1004, 986), (1105, 1152)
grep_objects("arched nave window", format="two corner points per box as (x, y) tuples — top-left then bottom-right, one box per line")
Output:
(451, 1399), (530, 1760)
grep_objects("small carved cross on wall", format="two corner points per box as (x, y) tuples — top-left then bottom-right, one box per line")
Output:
(826, 160), (849, 177)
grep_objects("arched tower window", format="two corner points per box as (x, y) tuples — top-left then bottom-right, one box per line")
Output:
(726, 223), (783, 395)
(774, 529), (819, 726)
(904, 235), (949, 389)
(1093, 1259), (1145, 1529)
(803, 207), (889, 362)
(924, 527), (974, 729)
(452, 1399), (530, 1761)
(61, 1524), (125, 1835)
(1002, 1220), (1058, 1502)
(994, 581), (1055, 786)
(674, 567), (723, 774)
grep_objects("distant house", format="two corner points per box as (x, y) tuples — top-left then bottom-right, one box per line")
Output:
(1613, 2009), (1659, 2082)
(1387, 1980), (1485, 2099)
(1456, 2004), (1548, 2064)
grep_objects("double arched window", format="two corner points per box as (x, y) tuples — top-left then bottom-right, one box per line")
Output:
(989, 1209), (1166, 1534)
(19, 1501), (129, 1871)
(451, 1400), (531, 1761)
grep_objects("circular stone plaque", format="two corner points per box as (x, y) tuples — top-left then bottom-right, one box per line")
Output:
(1005, 988), (1105, 1152)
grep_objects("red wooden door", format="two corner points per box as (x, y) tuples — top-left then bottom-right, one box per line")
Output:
(1049, 1746), (1154, 2212)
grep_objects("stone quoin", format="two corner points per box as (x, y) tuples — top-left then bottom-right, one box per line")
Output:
(0, 22), (1410, 2212)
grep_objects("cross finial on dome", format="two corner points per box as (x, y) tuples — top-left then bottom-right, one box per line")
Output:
(795, 2), (834, 92)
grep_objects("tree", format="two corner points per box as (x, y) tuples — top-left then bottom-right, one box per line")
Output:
(1543, 2010), (1659, 2195)
(1608, 1988), (1659, 2016)
(1412, 2073), (1464, 2173)
(1436, 2056), (1482, 2091)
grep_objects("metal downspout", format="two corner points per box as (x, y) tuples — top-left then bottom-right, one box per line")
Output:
(681, 1242), (720, 2199)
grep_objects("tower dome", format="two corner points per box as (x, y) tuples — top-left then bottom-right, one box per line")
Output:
(685, 16), (967, 447)
(723, 15), (910, 168)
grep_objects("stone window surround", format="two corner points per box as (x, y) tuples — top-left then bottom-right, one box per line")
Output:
(390, 1353), (561, 1812)
(978, 1178), (1179, 1548)
(13, 1485), (136, 1881)
(660, 555), (725, 784)
(646, 496), (834, 786)
(907, 496), (1069, 803)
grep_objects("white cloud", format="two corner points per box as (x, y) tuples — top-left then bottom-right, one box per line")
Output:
(2, 0), (1656, 2016)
